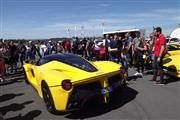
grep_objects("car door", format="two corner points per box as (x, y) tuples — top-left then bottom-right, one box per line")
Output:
(30, 58), (48, 88)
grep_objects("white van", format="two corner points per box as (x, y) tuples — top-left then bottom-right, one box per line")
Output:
(103, 28), (146, 39)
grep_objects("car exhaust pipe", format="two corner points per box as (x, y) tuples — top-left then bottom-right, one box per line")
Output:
(67, 103), (73, 109)
(74, 102), (78, 108)
(67, 101), (80, 109)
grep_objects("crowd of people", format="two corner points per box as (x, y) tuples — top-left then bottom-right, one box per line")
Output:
(0, 27), (166, 84)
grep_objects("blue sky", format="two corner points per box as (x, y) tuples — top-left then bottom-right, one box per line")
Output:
(0, 0), (179, 39)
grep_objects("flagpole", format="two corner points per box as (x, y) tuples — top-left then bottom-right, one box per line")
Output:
(92, 25), (95, 38)
(81, 26), (84, 38)
(74, 26), (77, 38)
(102, 22), (105, 34)
(67, 28), (71, 38)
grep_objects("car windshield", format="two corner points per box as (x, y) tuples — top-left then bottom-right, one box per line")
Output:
(168, 44), (180, 51)
(38, 54), (98, 72)
(169, 38), (180, 43)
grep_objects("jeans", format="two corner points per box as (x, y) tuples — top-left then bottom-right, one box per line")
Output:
(150, 54), (154, 61)
(136, 51), (144, 73)
(20, 53), (26, 65)
(109, 53), (120, 63)
(153, 56), (164, 83)
(122, 53), (130, 69)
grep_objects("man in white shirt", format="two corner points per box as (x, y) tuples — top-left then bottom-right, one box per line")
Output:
(103, 34), (110, 60)
(39, 42), (47, 57)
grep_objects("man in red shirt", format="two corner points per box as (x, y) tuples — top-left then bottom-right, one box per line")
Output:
(65, 40), (71, 53)
(152, 27), (166, 85)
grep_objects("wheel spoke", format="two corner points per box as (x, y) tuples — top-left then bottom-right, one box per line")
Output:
(42, 83), (55, 113)
(43, 86), (53, 111)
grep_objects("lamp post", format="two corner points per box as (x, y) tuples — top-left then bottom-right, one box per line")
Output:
(92, 25), (95, 38)
(67, 28), (71, 38)
(81, 26), (84, 38)
(102, 22), (105, 33)
(74, 26), (77, 38)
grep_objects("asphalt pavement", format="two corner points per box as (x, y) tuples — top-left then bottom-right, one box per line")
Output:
(0, 68), (180, 120)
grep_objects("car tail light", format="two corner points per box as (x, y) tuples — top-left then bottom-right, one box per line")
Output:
(61, 80), (72, 91)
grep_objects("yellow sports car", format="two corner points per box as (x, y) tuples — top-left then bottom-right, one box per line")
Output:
(163, 54), (180, 78)
(164, 43), (180, 58)
(23, 53), (127, 113)
(163, 43), (180, 77)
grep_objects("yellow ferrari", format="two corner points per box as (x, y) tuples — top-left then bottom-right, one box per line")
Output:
(163, 54), (180, 78)
(164, 43), (180, 58)
(163, 43), (180, 78)
(23, 53), (127, 113)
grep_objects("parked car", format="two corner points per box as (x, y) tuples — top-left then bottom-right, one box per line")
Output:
(167, 38), (180, 44)
(23, 53), (127, 113)
(163, 54), (180, 78)
(163, 43), (180, 77)
(164, 43), (180, 58)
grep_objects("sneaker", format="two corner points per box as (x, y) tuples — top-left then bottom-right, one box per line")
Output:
(139, 73), (143, 76)
(126, 81), (130, 85)
(134, 72), (139, 76)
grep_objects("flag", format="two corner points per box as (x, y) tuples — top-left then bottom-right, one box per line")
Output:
(80, 26), (84, 37)
(74, 26), (77, 30)
(81, 26), (84, 30)
(67, 28), (70, 32)
(74, 26), (77, 37)
(102, 22), (105, 33)
(102, 22), (105, 27)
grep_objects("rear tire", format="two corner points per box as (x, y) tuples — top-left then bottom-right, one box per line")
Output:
(41, 81), (56, 114)
(23, 68), (29, 85)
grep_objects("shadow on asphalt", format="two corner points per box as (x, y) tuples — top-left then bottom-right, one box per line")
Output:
(65, 86), (138, 119)
(5, 110), (42, 120)
(0, 76), (24, 86)
(0, 93), (24, 103)
(164, 75), (180, 84)
(127, 76), (138, 81)
(0, 100), (34, 116)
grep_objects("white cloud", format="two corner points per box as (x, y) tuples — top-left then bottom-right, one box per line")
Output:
(47, 8), (178, 30)
(169, 16), (179, 21)
(98, 3), (110, 7)
(3, 8), (179, 39)
(154, 8), (179, 14)
(46, 18), (143, 31)
(127, 8), (178, 21)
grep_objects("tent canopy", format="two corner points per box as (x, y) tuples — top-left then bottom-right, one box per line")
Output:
(170, 28), (180, 39)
